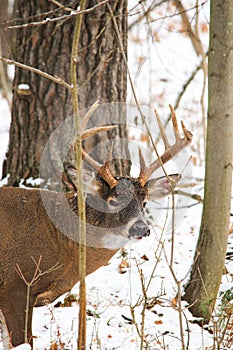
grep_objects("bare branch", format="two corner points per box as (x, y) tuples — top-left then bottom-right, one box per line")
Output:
(148, 1), (207, 24)
(5, 0), (110, 30)
(15, 256), (61, 343)
(172, 0), (204, 57)
(172, 1), (208, 152)
(49, 0), (74, 12)
(128, 0), (167, 31)
(0, 56), (71, 90)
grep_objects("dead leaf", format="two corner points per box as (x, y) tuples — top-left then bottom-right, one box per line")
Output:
(171, 297), (178, 308)
(49, 342), (58, 350)
(155, 320), (163, 325)
(201, 22), (209, 33)
(141, 254), (149, 261)
(118, 258), (129, 274)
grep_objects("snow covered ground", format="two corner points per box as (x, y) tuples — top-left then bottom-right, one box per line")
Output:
(0, 97), (10, 180)
(0, 1), (233, 349)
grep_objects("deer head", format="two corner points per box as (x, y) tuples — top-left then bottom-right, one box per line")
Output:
(61, 104), (192, 248)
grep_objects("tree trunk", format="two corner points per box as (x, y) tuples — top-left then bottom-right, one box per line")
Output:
(3, 0), (129, 185)
(183, 0), (233, 323)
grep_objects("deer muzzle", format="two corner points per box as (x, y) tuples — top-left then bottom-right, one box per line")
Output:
(128, 219), (150, 240)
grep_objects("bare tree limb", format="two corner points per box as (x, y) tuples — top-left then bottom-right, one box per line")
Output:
(172, 0), (208, 149)
(128, 0), (167, 31)
(148, 1), (208, 24)
(69, 0), (87, 348)
(15, 256), (61, 344)
(5, 0), (110, 30)
(0, 56), (71, 90)
(172, 0), (204, 57)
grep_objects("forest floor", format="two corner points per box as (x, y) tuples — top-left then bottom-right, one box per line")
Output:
(1, 1), (233, 349)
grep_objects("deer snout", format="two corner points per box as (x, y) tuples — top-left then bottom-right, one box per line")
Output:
(128, 219), (150, 240)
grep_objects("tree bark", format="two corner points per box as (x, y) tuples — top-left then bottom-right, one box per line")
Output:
(3, 0), (129, 185)
(183, 0), (233, 322)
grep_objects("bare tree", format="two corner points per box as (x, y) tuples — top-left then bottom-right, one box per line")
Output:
(2, 0), (129, 185)
(183, 0), (233, 323)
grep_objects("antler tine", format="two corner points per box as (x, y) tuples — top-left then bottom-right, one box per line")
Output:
(81, 145), (118, 190)
(181, 120), (193, 141)
(106, 142), (114, 162)
(81, 125), (117, 140)
(81, 100), (99, 130)
(169, 104), (180, 142)
(97, 143), (118, 189)
(169, 105), (193, 143)
(154, 108), (170, 150)
(74, 125), (117, 163)
(138, 147), (147, 184)
(81, 148), (102, 172)
(138, 106), (193, 187)
(76, 102), (118, 188)
(73, 124), (119, 189)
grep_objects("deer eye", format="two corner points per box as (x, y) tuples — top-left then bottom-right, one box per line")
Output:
(108, 198), (119, 208)
(143, 201), (147, 208)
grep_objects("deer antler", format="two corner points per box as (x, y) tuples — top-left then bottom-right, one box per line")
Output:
(74, 126), (118, 189)
(63, 123), (118, 191)
(81, 142), (118, 189)
(74, 104), (192, 190)
(138, 105), (192, 187)
(69, 101), (119, 190)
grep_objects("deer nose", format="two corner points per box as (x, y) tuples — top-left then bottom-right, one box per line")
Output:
(128, 220), (150, 239)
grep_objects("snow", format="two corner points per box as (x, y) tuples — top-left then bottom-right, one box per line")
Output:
(12, 345), (31, 350)
(0, 1), (233, 349)
(0, 97), (10, 179)
(17, 84), (30, 90)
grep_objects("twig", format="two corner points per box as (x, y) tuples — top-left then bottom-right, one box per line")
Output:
(5, 1), (110, 30)
(0, 56), (71, 90)
(15, 256), (60, 343)
(175, 189), (203, 203)
(159, 63), (202, 137)
(128, 0), (167, 31)
(159, 190), (193, 350)
(174, 64), (202, 110)
(49, 0), (75, 12)
(78, 45), (110, 92)
(148, 1), (207, 24)
(70, 0), (87, 348)
(130, 262), (148, 350)
(173, 0), (208, 149)
(145, 239), (164, 293)
(173, 0), (204, 57)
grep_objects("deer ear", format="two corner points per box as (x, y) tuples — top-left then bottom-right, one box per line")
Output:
(66, 165), (99, 195)
(147, 174), (181, 200)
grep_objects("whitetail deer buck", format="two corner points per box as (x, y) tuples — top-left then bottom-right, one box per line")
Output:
(0, 106), (192, 347)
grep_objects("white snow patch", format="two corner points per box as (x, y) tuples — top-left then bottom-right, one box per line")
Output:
(13, 345), (31, 350)
(17, 83), (30, 90)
